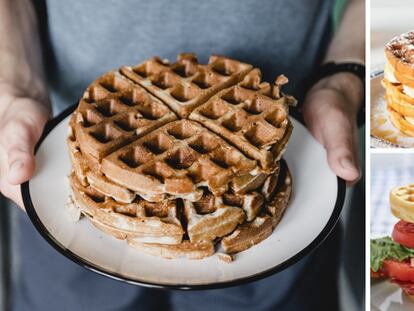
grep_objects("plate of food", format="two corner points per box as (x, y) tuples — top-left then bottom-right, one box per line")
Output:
(371, 183), (414, 309)
(21, 53), (344, 289)
(371, 31), (414, 148)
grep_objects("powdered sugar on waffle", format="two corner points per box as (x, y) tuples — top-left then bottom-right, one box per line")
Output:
(386, 31), (414, 66)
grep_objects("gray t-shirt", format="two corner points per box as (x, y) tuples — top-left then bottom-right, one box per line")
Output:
(41, 0), (333, 112)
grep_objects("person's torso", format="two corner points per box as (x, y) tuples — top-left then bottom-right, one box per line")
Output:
(41, 0), (333, 112)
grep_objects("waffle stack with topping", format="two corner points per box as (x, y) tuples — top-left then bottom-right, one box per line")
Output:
(67, 53), (295, 260)
(383, 31), (414, 136)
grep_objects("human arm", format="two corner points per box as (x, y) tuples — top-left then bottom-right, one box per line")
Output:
(302, 0), (365, 185)
(0, 0), (51, 208)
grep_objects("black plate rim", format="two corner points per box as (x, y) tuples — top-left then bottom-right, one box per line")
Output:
(21, 104), (346, 290)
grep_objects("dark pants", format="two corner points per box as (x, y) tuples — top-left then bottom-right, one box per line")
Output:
(11, 211), (341, 311)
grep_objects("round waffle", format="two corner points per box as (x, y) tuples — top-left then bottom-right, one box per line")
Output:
(68, 53), (295, 259)
(390, 184), (414, 223)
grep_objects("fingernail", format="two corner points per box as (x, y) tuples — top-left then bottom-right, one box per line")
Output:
(10, 160), (24, 175)
(340, 157), (356, 171)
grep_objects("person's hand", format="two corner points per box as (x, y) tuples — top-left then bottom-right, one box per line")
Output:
(302, 72), (363, 186)
(0, 85), (50, 209)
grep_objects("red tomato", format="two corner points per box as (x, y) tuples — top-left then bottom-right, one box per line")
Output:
(384, 260), (414, 282)
(392, 220), (414, 249)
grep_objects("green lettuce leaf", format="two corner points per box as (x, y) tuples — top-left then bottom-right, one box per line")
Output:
(371, 237), (414, 272)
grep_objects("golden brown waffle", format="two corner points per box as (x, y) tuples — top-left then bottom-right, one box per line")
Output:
(68, 160), (288, 259)
(69, 172), (184, 244)
(387, 106), (414, 137)
(69, 117), (272, 203)
(222, 191), (264, 222)
(85, 214), (215, 259)
(70, 172), (215, 259)
(120, 53), (253, 118)
(261, 164), (281, 201)
(230, 172), (269, 194)
(217, 253), (234, 263)
(189, 70), (293, 172)
(71, 54), (295, 198)
(127, 239), (215, 260)
(383, 32), (414, 137)
(390, 184), (414, 223)
(69, 156), (267, 245)
(69, 114), (143, 202)
(75, 71), (177, 163)
(69, 126), (201, 203)
(383, 79), (414, 118)
(221, 215), (273, 254)
(101, 119), (258, 197)
(68, 139), (273, 244)
(222, 159), (292, 253)
(264, 159), (293, 228)
(385, 31), (414, 88)
(382, 78), (414, 137)
(183, 190), (263, 243)
(67, 53), (296, 260)
(238, 68), (297, 106)
(69, 155), (271, 242)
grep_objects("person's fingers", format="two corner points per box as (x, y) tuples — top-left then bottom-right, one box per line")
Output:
(303, 89), (360, 185)
(4, 135), (36, 185)
(0, 98), (49, 185)
(0, 98), (49, 209)
(322, 117), (360, 185)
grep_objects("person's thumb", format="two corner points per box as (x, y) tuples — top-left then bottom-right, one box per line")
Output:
(0, 98), (49, 185)
(320, 116), (360, 185)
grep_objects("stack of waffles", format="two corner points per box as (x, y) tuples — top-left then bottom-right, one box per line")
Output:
(67, 53), (296, 260)
(383, 31), (414, 136)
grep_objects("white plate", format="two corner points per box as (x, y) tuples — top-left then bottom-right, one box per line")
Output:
(372, 281), (414, 311)
(22, 105), (344, 289)
(370, 71), (414, 148)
